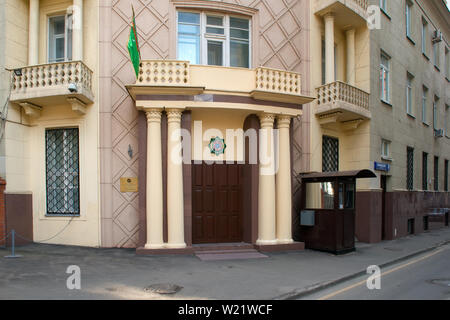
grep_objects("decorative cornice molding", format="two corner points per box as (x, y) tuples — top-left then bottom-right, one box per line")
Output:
(171, 0), (258, 16)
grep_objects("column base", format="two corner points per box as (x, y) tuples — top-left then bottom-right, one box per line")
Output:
(256, 239), (278, 245)
(166, 243), (187, 249)
(277, 239), (294, 244)
(144, 243), (165, 249)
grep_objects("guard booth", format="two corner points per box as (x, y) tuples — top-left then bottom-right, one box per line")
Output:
(298, 170), (376, 254)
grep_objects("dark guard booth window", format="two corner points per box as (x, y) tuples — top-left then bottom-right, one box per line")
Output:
(45, 128), (80, 216)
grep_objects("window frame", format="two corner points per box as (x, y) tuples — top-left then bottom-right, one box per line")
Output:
(422, 85), (428, 124)
(406, 72), (414, 116)
(45, 127), (80, 216)
(380, 51), (391, 103)
(422, 152), (428, 191)
(47, 13), (73, 64)
(421, 18), (428, 56)
(381, 139), (391, 160)
(434, 156), (439, 191)
(406, 146), (414, 191)
(176, 10), (252, 69)
(405, 1), (412, 39)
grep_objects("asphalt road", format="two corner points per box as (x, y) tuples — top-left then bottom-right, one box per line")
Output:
(301, 244), (450, 300)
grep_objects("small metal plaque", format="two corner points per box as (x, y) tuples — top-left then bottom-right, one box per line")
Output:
(120, 177), (138, 193)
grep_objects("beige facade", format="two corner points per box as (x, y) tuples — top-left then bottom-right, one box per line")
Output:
(0, 0), (448, 250)
(0, 0), (100, 246)
(369, 0), (450, 192)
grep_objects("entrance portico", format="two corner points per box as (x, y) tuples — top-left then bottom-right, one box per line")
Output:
(127, 61), (314, 254)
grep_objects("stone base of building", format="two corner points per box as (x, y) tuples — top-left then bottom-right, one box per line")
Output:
(136, 242), (305, 255)
(356, 190), (450, 243)
(253, 241), (305, 252)
(136, 246), (195, 255)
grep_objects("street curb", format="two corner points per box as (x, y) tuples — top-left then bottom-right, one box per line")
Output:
(274, 238), (450, 300)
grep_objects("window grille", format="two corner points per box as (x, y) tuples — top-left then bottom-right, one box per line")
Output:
(406, 147), (414, 190)
(45, 128), (80, 215)
(322, 136), (339, 172)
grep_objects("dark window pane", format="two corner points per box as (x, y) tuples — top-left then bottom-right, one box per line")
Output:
(230, 41), (249, 68)
(230, 29), (249, 40)
(178, 12), (200, 24)
(206, 27), (224, 35)
(230, 17), (249, 30)
(207, 16), (223, 26)
(208, 41), (223, 66)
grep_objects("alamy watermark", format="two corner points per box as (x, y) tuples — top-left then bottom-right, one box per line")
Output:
(66, 265), (81, 290)
(366, 265), (381, 290)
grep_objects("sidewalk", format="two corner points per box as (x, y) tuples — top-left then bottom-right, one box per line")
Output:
(0, 227), (449, 300)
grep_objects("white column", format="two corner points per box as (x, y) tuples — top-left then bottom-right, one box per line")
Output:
(257, 114), (277, 245)
(324, 13), (335, 84)
(145, 109), (164, 249)
(28, 0), (39, 65)
(346, 28), (356, 86)
(73, 0), (83, 61)
(166, 109), (186, 248)
(276, 116), (293, 244)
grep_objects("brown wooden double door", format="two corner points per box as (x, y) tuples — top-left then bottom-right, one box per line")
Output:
(192, 163), (244, 244)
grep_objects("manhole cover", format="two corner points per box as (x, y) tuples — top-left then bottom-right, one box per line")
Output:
(428, 279), (450, 287)
(144, 283), (183, 294)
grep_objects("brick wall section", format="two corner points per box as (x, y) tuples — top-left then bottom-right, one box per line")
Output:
(0, 178), (6, 247)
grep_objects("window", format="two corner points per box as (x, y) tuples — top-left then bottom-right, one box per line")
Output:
(381, 139), (390, 159)
(423, 216), (429, 231)
(422, 86), (428, 124)
(446, 105), (449, 136)
(421, 18), (428, 55)
(434, 156), (439, 191)
(380, 0), (387, 12)
(48, 14), (73, 63)
(433, 96), (439, 130)
(422, 152), (428, 190)
(406, 73), (414, 115)
(445, 159), (449, 192)
(407, 218), (415, 235)
(446, 47), (449, 79)
(322, 136), (339, 172)
(380, 52), (390, 103)
(177, 11), (250, 68)
(433, 35), (440, 69)
(405, 1), (412, 38)
(407, 147), (414, 190)
(339, 182), (355, 210)
(46, 128), (80, 216)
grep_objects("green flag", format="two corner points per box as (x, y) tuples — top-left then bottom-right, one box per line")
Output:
(127, 6), (141, 78)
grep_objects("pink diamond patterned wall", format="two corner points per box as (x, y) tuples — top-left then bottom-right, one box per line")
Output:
(100, 0), (310, 247)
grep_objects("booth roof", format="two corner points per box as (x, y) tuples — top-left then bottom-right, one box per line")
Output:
(300, 170), (376, 182)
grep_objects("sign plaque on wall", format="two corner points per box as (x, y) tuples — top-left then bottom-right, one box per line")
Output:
(120, 177), (138, 193)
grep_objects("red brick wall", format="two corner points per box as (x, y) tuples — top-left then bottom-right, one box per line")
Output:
(0, 178), (6, 247)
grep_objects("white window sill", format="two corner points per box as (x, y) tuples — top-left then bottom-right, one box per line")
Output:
(381, 156), (393, 162)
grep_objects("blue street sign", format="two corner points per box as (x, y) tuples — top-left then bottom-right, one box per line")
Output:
(374, 162), (390, 172)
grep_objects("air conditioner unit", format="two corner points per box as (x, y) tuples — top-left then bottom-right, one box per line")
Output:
(434, 128), (444, 138)
(432, 30), (443, 43)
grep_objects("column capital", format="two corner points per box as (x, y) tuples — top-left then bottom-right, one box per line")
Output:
(146, 109), (162, 123)
(277, 115), (292, 129)
(345, 28), (356, 35)
(166, 108), (184, 123)
(324, 12), (335, 21)
(259, 113), (275, 128)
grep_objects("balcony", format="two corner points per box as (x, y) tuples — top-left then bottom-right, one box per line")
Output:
(314, 0), (368, 27)
(315, 81), (370, 129)
(10, 61), (94, 116)
(128, 60), (313, 106)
